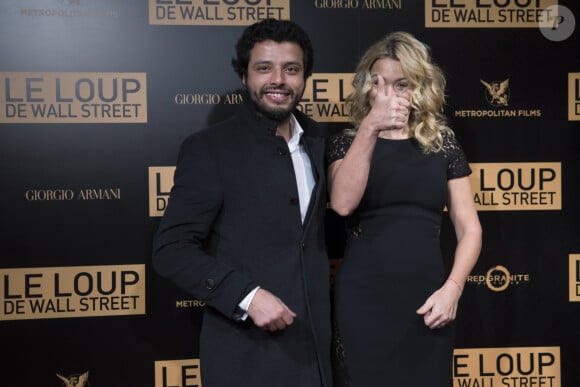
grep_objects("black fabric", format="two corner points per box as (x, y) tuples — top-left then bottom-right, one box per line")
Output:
(328, 132), (470, 387)
(153, 101), (333, 387)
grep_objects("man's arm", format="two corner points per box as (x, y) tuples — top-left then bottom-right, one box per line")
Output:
(152, 133), (256, 318)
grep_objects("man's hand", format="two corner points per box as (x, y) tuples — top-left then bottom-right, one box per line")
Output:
(247, 288), (296, 332)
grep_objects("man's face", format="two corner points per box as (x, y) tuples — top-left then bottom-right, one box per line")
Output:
(243, 40), (306, 121)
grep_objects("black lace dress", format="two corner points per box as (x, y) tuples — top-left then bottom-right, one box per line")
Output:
(327, 132), (471, 387)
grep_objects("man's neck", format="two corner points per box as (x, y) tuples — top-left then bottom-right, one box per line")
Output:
(276, 117), (294, 143)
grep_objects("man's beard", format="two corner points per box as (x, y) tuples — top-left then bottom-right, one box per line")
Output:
(247, 86), (303, 122)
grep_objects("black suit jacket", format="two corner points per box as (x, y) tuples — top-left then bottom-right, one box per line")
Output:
(153, 100), (332, 386)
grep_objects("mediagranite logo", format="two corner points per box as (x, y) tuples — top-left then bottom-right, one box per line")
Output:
(297, 73), (354, 123)
(469, 162), (561, 211)
(426, 0), (558, 28)
(453, 347), (561, 387)
(149, 0), (289, 26)
(155, 359), (201, 387)
(0, 72), (147, 123)
(467, 265), (530, 292)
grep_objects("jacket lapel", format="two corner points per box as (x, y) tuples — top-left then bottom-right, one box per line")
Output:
(300, 134), (325, 230)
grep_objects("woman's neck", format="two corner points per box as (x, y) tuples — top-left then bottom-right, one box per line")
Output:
(378, 126), (410, 140)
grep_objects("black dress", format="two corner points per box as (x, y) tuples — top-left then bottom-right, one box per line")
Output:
(327, 132), (471, 387)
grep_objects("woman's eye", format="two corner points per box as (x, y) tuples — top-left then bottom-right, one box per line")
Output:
(396, 82), (409, 91)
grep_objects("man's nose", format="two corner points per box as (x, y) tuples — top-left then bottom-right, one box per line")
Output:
(270, 68), (285, 84)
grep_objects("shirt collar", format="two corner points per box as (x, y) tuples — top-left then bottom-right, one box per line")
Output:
(237, 99), (306, 141)
(287, 114), (304, 152)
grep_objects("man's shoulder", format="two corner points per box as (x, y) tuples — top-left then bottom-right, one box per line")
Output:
(184, 116), (238, 142)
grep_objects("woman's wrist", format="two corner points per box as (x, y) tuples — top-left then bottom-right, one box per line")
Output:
(446, 277), (463, 294)
(359, 118), (380, 138)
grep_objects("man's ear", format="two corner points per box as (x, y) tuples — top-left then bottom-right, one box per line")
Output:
(242, 74), (246, 86)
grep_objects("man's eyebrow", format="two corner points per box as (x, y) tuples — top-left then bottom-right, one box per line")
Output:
(250, 60), (303, 69)
(251, 60), (272, 65)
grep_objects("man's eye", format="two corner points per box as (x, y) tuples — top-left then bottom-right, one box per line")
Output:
(256, 65), (271, 72)
(286, 65), (303, 74)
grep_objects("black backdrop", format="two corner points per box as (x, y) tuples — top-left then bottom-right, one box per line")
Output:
(1, 1), (579, 386)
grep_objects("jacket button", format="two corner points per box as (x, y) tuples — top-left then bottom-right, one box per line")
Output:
(290, 197), (299, 205)
(205, 279), (215, 290)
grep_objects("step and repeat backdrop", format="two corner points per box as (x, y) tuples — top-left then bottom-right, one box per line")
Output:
(1, 0), (579, 386)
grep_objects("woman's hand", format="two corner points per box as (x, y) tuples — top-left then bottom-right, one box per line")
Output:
(416, 280), (462, 329)
(361, 75), (410, 136)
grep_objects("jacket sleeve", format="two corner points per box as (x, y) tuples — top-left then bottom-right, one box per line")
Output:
(152, 133), (256, 318)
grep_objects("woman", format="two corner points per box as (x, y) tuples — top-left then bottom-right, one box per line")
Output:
(327, 32), (482, 386)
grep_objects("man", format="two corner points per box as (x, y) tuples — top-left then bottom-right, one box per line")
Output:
(152, 19), (332, 386)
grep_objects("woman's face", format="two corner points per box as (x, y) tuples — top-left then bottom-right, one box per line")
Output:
(369, 58), (414, 101)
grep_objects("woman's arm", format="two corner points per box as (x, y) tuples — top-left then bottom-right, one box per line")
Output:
(446, 176), (483, 290)
(328, 76), (409, 215)
(327, 128), (378, 216)
(417, 176), (482, 329)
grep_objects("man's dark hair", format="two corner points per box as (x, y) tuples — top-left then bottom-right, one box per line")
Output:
(232, 18), (314, 80)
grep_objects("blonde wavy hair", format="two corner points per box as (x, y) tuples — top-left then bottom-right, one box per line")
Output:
(346, 31), (452, 153)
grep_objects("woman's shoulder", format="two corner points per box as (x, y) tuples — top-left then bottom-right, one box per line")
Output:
(440, 129), (462, 155)
(440, 129), (472, 178)
(328, 131), (354, 147)
(326, 130), (355, 164)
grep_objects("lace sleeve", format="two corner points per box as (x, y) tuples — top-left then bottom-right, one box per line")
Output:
(326, 133), (354, 166)
(443, 132), (472, 179)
